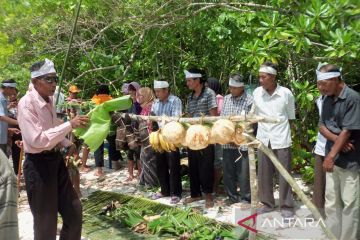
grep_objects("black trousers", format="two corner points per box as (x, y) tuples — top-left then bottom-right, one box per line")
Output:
(223, 149), (250, 202)
(11, 133), (22, 175)
(95, 135), (122, 168)
(188, 145), (214, 197)
(24, 152), (82, 240)
(156, 150), (182, 197)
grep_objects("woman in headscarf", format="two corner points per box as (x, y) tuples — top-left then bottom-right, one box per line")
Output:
(206, 77), (224, 195)
(136, 87), (158, 187)
(123, 82), (142, 181)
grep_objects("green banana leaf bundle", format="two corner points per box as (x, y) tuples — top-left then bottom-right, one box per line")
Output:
(74, 96), (132, 151)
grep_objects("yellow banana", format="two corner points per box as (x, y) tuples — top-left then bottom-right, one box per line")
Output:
(149, 131), (161, 152)
(149, 132), (155, 146)
(168, 143), (176, 152)
(158, 132), (170, 152)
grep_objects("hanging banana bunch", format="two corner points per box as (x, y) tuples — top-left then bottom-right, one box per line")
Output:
(149, 130), (177, 153)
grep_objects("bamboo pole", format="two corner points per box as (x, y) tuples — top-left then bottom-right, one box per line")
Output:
(55, 0), (83, 105)
(118, 113), (282, 124)
(247, 145), (257, 240)
(17, 147), (24, 191)
(243, 133), (336, 240)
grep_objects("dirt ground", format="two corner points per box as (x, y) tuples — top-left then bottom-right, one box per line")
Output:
(17, 155), (326, 240)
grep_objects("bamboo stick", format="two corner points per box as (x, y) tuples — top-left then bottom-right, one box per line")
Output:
(243, 133), (336, 240)
(247, 145), (257, 240)
(118, 113), (282, 124)
(17, 147), (24, 191)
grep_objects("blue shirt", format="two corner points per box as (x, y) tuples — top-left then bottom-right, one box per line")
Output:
(0, 92), (9, 144)
(151, 94), (182, 117)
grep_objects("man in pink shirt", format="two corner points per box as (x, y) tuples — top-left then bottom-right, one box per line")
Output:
(17, 59), (89, 240)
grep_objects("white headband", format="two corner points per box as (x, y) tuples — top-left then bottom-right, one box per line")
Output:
(316, 70), (341, 81)
(259, 66), (277, 75)
(154, 80), (169, 89)
(2, 83), (17, 88)
(31, 58), (56, 78)
(229, 78), (244, 87)
(184, 70), (202, 79)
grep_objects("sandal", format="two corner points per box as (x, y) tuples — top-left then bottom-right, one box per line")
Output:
(80, 166), (91, 173)
(184, 196), (202, 204)
(170, 196), (181, 204)
(151, 192), (164, 200)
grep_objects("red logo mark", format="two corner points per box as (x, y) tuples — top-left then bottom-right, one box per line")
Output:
(237, 213), (257, 233)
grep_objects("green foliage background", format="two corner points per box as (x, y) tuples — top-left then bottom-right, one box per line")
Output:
(1, 0), (359, 182)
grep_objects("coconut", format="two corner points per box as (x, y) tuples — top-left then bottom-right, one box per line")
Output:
(185, 124), (211, 150)
(210, 119), (235, 145)
(162, 121), (186, 144)
(233, 124), (246, 145)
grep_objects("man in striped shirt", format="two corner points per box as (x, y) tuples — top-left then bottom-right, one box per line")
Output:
(151, 80), (183, 204)
(220, 73), (253, 204)
(185, 68), (217, 208)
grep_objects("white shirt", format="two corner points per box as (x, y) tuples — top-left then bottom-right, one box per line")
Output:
(253, 84), (295, 149)
(314, 96), (326, 156)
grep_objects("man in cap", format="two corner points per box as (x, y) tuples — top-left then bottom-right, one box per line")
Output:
(220, 73), (253, 204)
(317, 64), (360, 240)
(0, 79), (19, 154)
(253, 62), (296, 218)
(17, 59), (89, 240)
(185, 68), (217, 208)
(68, 85), (80, 100)
(150, 79), (183, 204)
(66, 85), (82, 118)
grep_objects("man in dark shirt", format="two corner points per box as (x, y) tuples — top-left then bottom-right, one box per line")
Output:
(318, 63), (360, 240)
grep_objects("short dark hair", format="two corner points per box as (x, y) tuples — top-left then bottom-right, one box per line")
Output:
(96, 84), (110, 95)
(207, 77), (221, 95)
(188, 67), (207, 83)
(1, 79), (16, 89)
(261, 61), (278, 71)
(30, 60), (45, 72)
(319, 64), (342, 81)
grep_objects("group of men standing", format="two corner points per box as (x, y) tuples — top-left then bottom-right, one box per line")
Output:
(0, 58), (358, 240)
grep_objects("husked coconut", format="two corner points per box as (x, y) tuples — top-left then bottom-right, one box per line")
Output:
(233, 124), (246, 145)
(185, 124), (210, 150)
(211, 119), (235, 144)
(162, 121), (186, 144)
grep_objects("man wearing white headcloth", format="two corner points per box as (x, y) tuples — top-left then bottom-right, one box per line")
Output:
(317, 64), (360, 240)
(0, 79), (19, 239)
(253, 62), (296, 218)
(0, 79), (19, 154)
(220, 73), (253, 204)
(185, 68), (217, 208)
(150, 79), (183, 204)
(17, 59), (89, 240)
